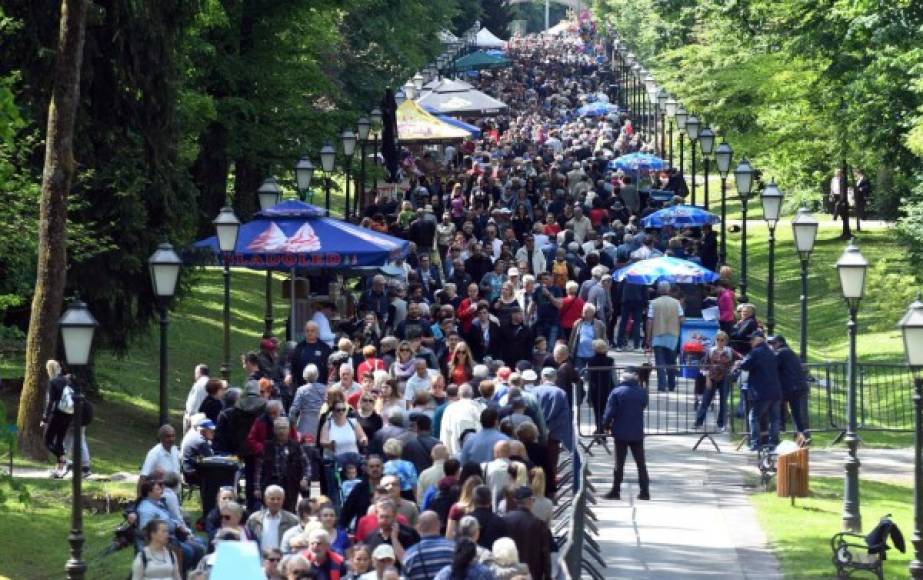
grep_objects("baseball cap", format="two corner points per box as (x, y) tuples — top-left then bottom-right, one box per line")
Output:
(514, 486), (534, 500)
(198, 420), (216, 431)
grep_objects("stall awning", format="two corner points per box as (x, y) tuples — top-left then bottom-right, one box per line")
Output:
(396, 99), (471, 143)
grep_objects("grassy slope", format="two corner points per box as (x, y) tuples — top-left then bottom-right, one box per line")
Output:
(751, 476), (913, 579)
(0, 478), (136, 580)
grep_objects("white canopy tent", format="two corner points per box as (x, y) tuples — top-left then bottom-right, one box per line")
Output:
(475, 27), (507, 49)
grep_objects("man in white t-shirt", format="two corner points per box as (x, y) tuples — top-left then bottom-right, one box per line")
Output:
(183, 364), (210, 433)
(141, 424), (182, 483)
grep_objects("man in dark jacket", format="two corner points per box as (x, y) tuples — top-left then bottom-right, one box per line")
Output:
(601, 368), (650, 500)
(769, 335), (810, 442)
(339, 455), (384, 530)
(503, 487), (553, 579)
(464, 242), (493, 285)
(499, 308), (533, 367)
(738, 332), (782, 450)
(470, 485), (509, 550)
(214, 380), (267, 510)
(286, 322), (332, 388)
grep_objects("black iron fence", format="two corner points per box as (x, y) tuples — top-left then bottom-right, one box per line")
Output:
(577, 362), (915, 440)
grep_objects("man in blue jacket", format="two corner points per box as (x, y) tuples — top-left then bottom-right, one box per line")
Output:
(738, 332), (782, 451)
(601, 368), (650, 500)
(768, 335), (810, 444)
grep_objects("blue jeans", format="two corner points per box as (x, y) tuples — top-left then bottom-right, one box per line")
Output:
(535, 320), (560, 347)
(696, 377), (729, 428)
(653, 346), (677, 391)
(749, 399), (781, 449)
(616, 304), (644, 348)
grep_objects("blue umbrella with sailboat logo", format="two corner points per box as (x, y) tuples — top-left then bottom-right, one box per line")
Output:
(640, 204), (721, 228)
(614, 256), (719, 285)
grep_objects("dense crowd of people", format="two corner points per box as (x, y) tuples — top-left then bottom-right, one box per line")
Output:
(43, 18), (809, 580)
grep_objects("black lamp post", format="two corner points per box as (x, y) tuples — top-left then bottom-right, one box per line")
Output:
(148, 243), (181, 427)
(899, 297), (923, 579)
(213, 205), (241, 380)
(295, 156), (315, 204)
(59, 300), (97, 580)
(370, 107), (382, 200)
(341, 128), (356, 220)
(642, 72), (654, 137)
(319, 141), (336, 215)
(699, 126), (715, 210)
(631, 61), (641, 126)
(356, 116), (371, 217)
(837, 239), (869, 533)
(715, 141), (733, 265)
(686, 115), (701, 206)
(257, 177), (282, 335)
(657, 89), (668, 159)
(760, 180), (784, 336)
(665, 98), (677, 166)
(734, 157), (754, 303)
(792, 207), (819, 361)
(675, 105), (688, 182)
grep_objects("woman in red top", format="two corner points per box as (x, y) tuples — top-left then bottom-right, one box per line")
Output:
(457, 283), (481, 334)
(716, 279), (738, 334)
(447, 342), (474, 386)
(543, 214), (561, 237)
(547, 280), (586, 337)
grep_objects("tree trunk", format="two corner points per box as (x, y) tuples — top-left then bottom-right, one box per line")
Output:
(17, 0), (89, 459)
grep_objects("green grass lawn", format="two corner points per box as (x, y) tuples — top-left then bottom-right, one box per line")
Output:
(2, 268), (294, 475)
(751, 476), (914, 579)
(0, 477), (137, 580)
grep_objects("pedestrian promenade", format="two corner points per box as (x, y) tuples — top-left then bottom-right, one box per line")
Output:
(586, 349), (781, 579)
(586, 348), (914, 578)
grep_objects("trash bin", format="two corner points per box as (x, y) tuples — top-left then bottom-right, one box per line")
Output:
(777, 448), (809, 498)
(681, 340), (705, 379)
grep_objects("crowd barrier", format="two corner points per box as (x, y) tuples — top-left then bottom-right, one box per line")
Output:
(575, 362), (916, 442)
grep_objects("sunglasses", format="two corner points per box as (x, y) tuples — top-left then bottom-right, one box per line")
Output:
(362, 398), (376, 403)
(266, 557), (281, 563)
(399, 348), (411, 352)
(334, 407), (347, 412)
(221, 515), (232, 521)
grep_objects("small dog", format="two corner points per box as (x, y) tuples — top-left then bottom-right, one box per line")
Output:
(636, 362), (653, 389)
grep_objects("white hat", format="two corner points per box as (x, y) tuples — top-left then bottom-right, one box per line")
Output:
(522, 369), (538, 382)
(508, 267), (520, 277)
(372, 544), (396, 561)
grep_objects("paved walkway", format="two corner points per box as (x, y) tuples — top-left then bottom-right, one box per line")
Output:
(585, 349), (913, 579)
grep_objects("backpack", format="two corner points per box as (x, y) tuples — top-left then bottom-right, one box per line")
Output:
(57, 384), (75, 414)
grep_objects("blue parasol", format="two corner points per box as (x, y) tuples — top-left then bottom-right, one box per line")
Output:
(608, 152), (668, 172)
(576, 101), (618, 117)
(191, 200), (409, 269)
(614, 256), (720, 285)
(641, 205), (721, 228)
(435, 114), (482, 138)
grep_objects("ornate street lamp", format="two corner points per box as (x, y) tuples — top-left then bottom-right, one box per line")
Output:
(837, 239), (869, 533)
(675, 105), (688, 180)
(295, 157), (314, 202)
(213, 205), (240, 380)
(59, 299), (98, 580)
(257, 176), (282, 211)
(319, 140), (336, 214)
(699, 126), (715, 210)
(356, 117), (371, 217)
(715, 141), (733, 264)
(657, 89), (669, 159)
(257, 176), (282, 335)
(760, 180), (784, 335)
(148, 243), (181, 427)
(898, 296), (923, 579)
(734, 157), (754, 303)
(403, 80), (416, 101)
(685, 115), (701, 205)
(341, 128), (357, 220)
(413, 72), (424, 93)
(665, 98), (677, 166)
(792, 207), (819, 361)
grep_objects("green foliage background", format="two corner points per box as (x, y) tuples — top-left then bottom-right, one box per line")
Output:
(592, 0), (923, 218)
(0, 0), (495, 351)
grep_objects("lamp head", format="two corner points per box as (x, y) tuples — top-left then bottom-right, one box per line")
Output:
(58, 300), (98, 367)
(320, 141), (336, 173)
(213, 205), (241, 253)
(760, 179), (784, 228)
(836, 239), (869, 307)
(148, 242), (182, 299)
(791, 206), (819, 260)
(898, 294), (923, 368)
(257, 176), (283, 211)
(733, 157), (754, 199)
(715, 141), (733, 177)
(295, 157), (314, 192)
